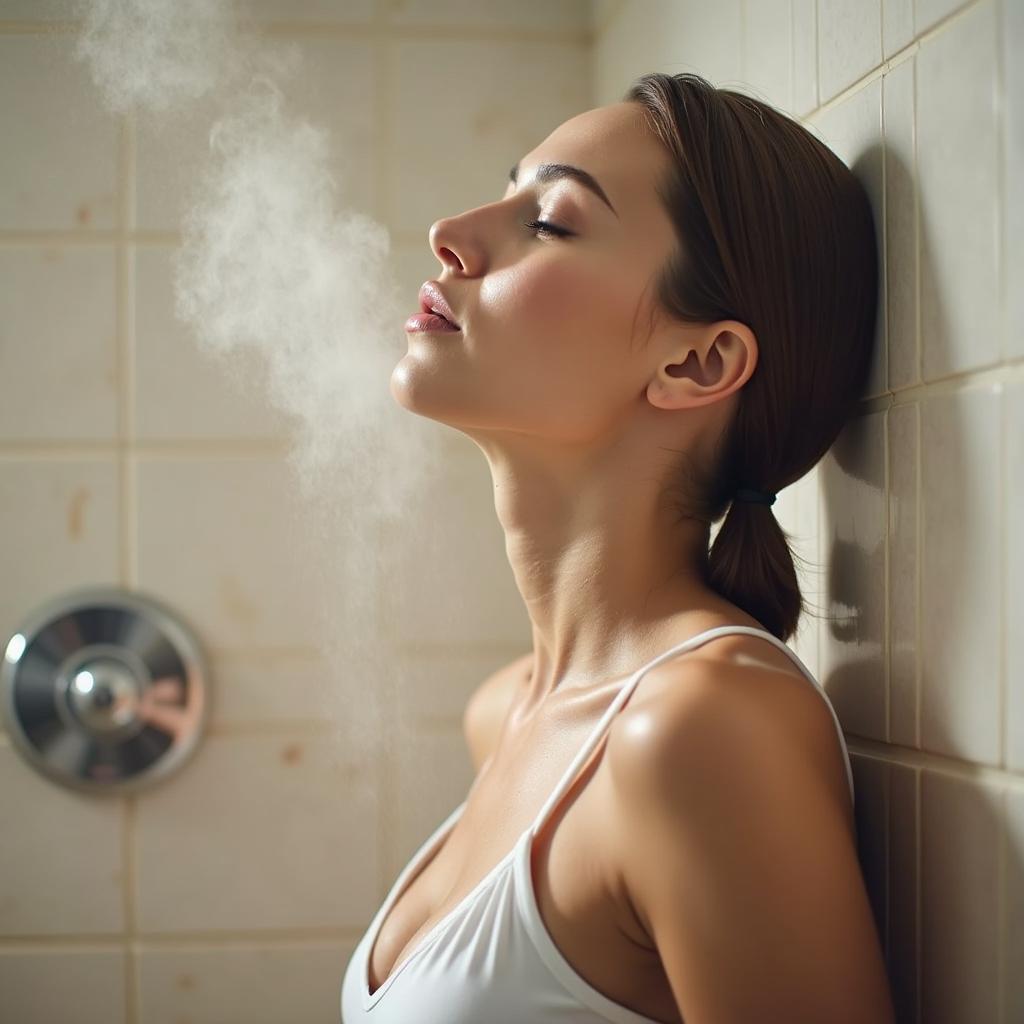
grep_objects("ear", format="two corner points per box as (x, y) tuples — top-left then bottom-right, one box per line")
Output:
(647, 320), (758, 411)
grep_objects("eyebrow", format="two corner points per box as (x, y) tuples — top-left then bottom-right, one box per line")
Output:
(508, 161), (618, 218)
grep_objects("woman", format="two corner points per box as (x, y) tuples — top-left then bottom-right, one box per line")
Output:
(342, 72), (896, 1023)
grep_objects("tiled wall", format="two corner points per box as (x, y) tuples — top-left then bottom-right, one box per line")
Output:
(594, 0), (1021, 1021)
(0, 2), (588, 1021)
(3, 0), (1020, 1021)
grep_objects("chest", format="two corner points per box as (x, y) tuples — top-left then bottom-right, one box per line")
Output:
(367, 722), (683, 1023)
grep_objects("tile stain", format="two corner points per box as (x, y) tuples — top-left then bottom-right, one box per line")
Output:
(67, 486), (90, 541)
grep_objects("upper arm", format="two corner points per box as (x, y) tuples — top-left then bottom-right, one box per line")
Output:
(462, 653), (531, 773)
(608, 663), (894, 1024)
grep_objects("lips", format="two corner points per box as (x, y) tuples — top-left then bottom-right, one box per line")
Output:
(417, 281), (460, 328)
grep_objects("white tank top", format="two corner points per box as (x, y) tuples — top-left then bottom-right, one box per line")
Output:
(340, 625), (856, 1023)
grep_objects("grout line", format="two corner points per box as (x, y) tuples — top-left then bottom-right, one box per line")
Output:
(881, 0), (886, 64)
(884, 409), (891, 743)
(372, 0), (395, 910)
(997, 786), (1007, 1024)
(740, 0), (747, 84)
(0, 18), (590, 43)
(0, 441), (293, 458)
(0, 928), (365, 948)
(914, 764), (921, 1024)
(884, 719), (892, 965)
(0, 231), (180, 246)
(0, 20), (78, 33)
(788, 0), (795, 116)
(880, 38), (892, 757)
(913, 401), (921, 754)
(124, 795), (139, 1024)
(814, 0), (820, 110)
(996, 3), (1008, 1001)
(839, 738), (1024, 793)
(116, 104), (138, 1024)
(913, 52), (922, 387)
(589, 0), (627, 39)
(814, 0), (985, 115)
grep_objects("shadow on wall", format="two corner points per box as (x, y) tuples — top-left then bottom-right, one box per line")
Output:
(821, 138), (1008, 1024)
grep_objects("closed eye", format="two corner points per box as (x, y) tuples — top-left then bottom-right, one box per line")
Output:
(524, 218), (573, 239)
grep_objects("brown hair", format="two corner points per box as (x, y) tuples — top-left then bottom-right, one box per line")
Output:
(622, 72), (879, 644)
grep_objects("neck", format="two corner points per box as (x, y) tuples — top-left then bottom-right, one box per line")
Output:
(476, 431), (718, 719)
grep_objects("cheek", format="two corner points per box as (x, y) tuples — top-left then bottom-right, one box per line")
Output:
(480, 259), (629, 347)
(472, 261), (643, 437)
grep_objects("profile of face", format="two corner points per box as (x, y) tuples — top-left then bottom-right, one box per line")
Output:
(390, 101), (756, 461)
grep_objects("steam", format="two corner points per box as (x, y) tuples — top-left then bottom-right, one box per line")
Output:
(72, 0), (444, 758)
(75, 0), (245, 113)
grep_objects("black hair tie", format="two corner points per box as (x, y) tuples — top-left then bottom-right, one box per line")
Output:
(734, 487), (777, 506)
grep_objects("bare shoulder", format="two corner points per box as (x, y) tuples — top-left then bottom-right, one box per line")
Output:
(607, 636), (855, 839)
(462, 651), (532, 772)
(602, 654), (892, 1023)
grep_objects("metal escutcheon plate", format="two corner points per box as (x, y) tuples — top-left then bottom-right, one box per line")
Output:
(1, 586), (210, 795)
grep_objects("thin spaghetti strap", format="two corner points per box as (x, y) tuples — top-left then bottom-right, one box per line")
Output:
(526, 624), (855, 841)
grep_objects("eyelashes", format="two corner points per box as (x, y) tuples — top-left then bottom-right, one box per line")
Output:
(523, 218), (573, 239)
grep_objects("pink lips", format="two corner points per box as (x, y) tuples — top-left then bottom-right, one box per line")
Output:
(415, 281), (460, 328)
(405, 312), (460, 332)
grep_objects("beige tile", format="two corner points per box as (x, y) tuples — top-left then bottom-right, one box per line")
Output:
(0, 744), (125, 935)
(792, 0), (818, 117)
(384, 0), (590, 31)
(0, 1), (79, 17)
(378, 451), (532, 649)
(887, 763), (919, 1023)
(820, 410), (887, 741)
(808, 77), (886, 399)
(1006, 378), (1024, 769)
(205, 648), (344, 727)
(0, 248), (117, 441)
(1005, 0), (1024, 360)
(882, 0), (915, 58)
(818, 0), (882, 102)
(134, 247), (292, 440)
(0, 34), (118, 230)
(919, 386), (1001, 764)
(849, 754), (888, 953)
(135, 733), (379, 931)
(392, 646), (528, 724)
(741, 0), (791, 112)
(591, 0), (624, 35)
(591, 0), (667, 105)
(137, 942), (355, 1024)
(667, 0), (743, 89)
(916, 0), (973, 35)
(135, 457), (326, 650)
(135, 36), (377, 231)
(785, 467), (823, 679)
(0, 458), (120, 647)
(237, 0), (375, 22)
(883, 57), (919, 392)
(1006, 788), (1024, 1023)
(917, 0), (1000, 381)
(919, 770), (1001, 1024)
(389, 36), (589, 234)
(887, 401), (918, 748)
(0, 949), (126, 1024)
(391, 723), (474, 878)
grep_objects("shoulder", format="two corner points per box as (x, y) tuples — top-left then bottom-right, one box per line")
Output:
(606, 642), (852, 826)
(602, 655), (888, 1021)
(462, 652), (532, 772)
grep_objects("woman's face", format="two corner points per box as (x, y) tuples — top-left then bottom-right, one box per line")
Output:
(390, 101), (684, 447)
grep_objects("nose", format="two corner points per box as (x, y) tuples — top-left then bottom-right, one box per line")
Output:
(429, 217), (467, 274)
